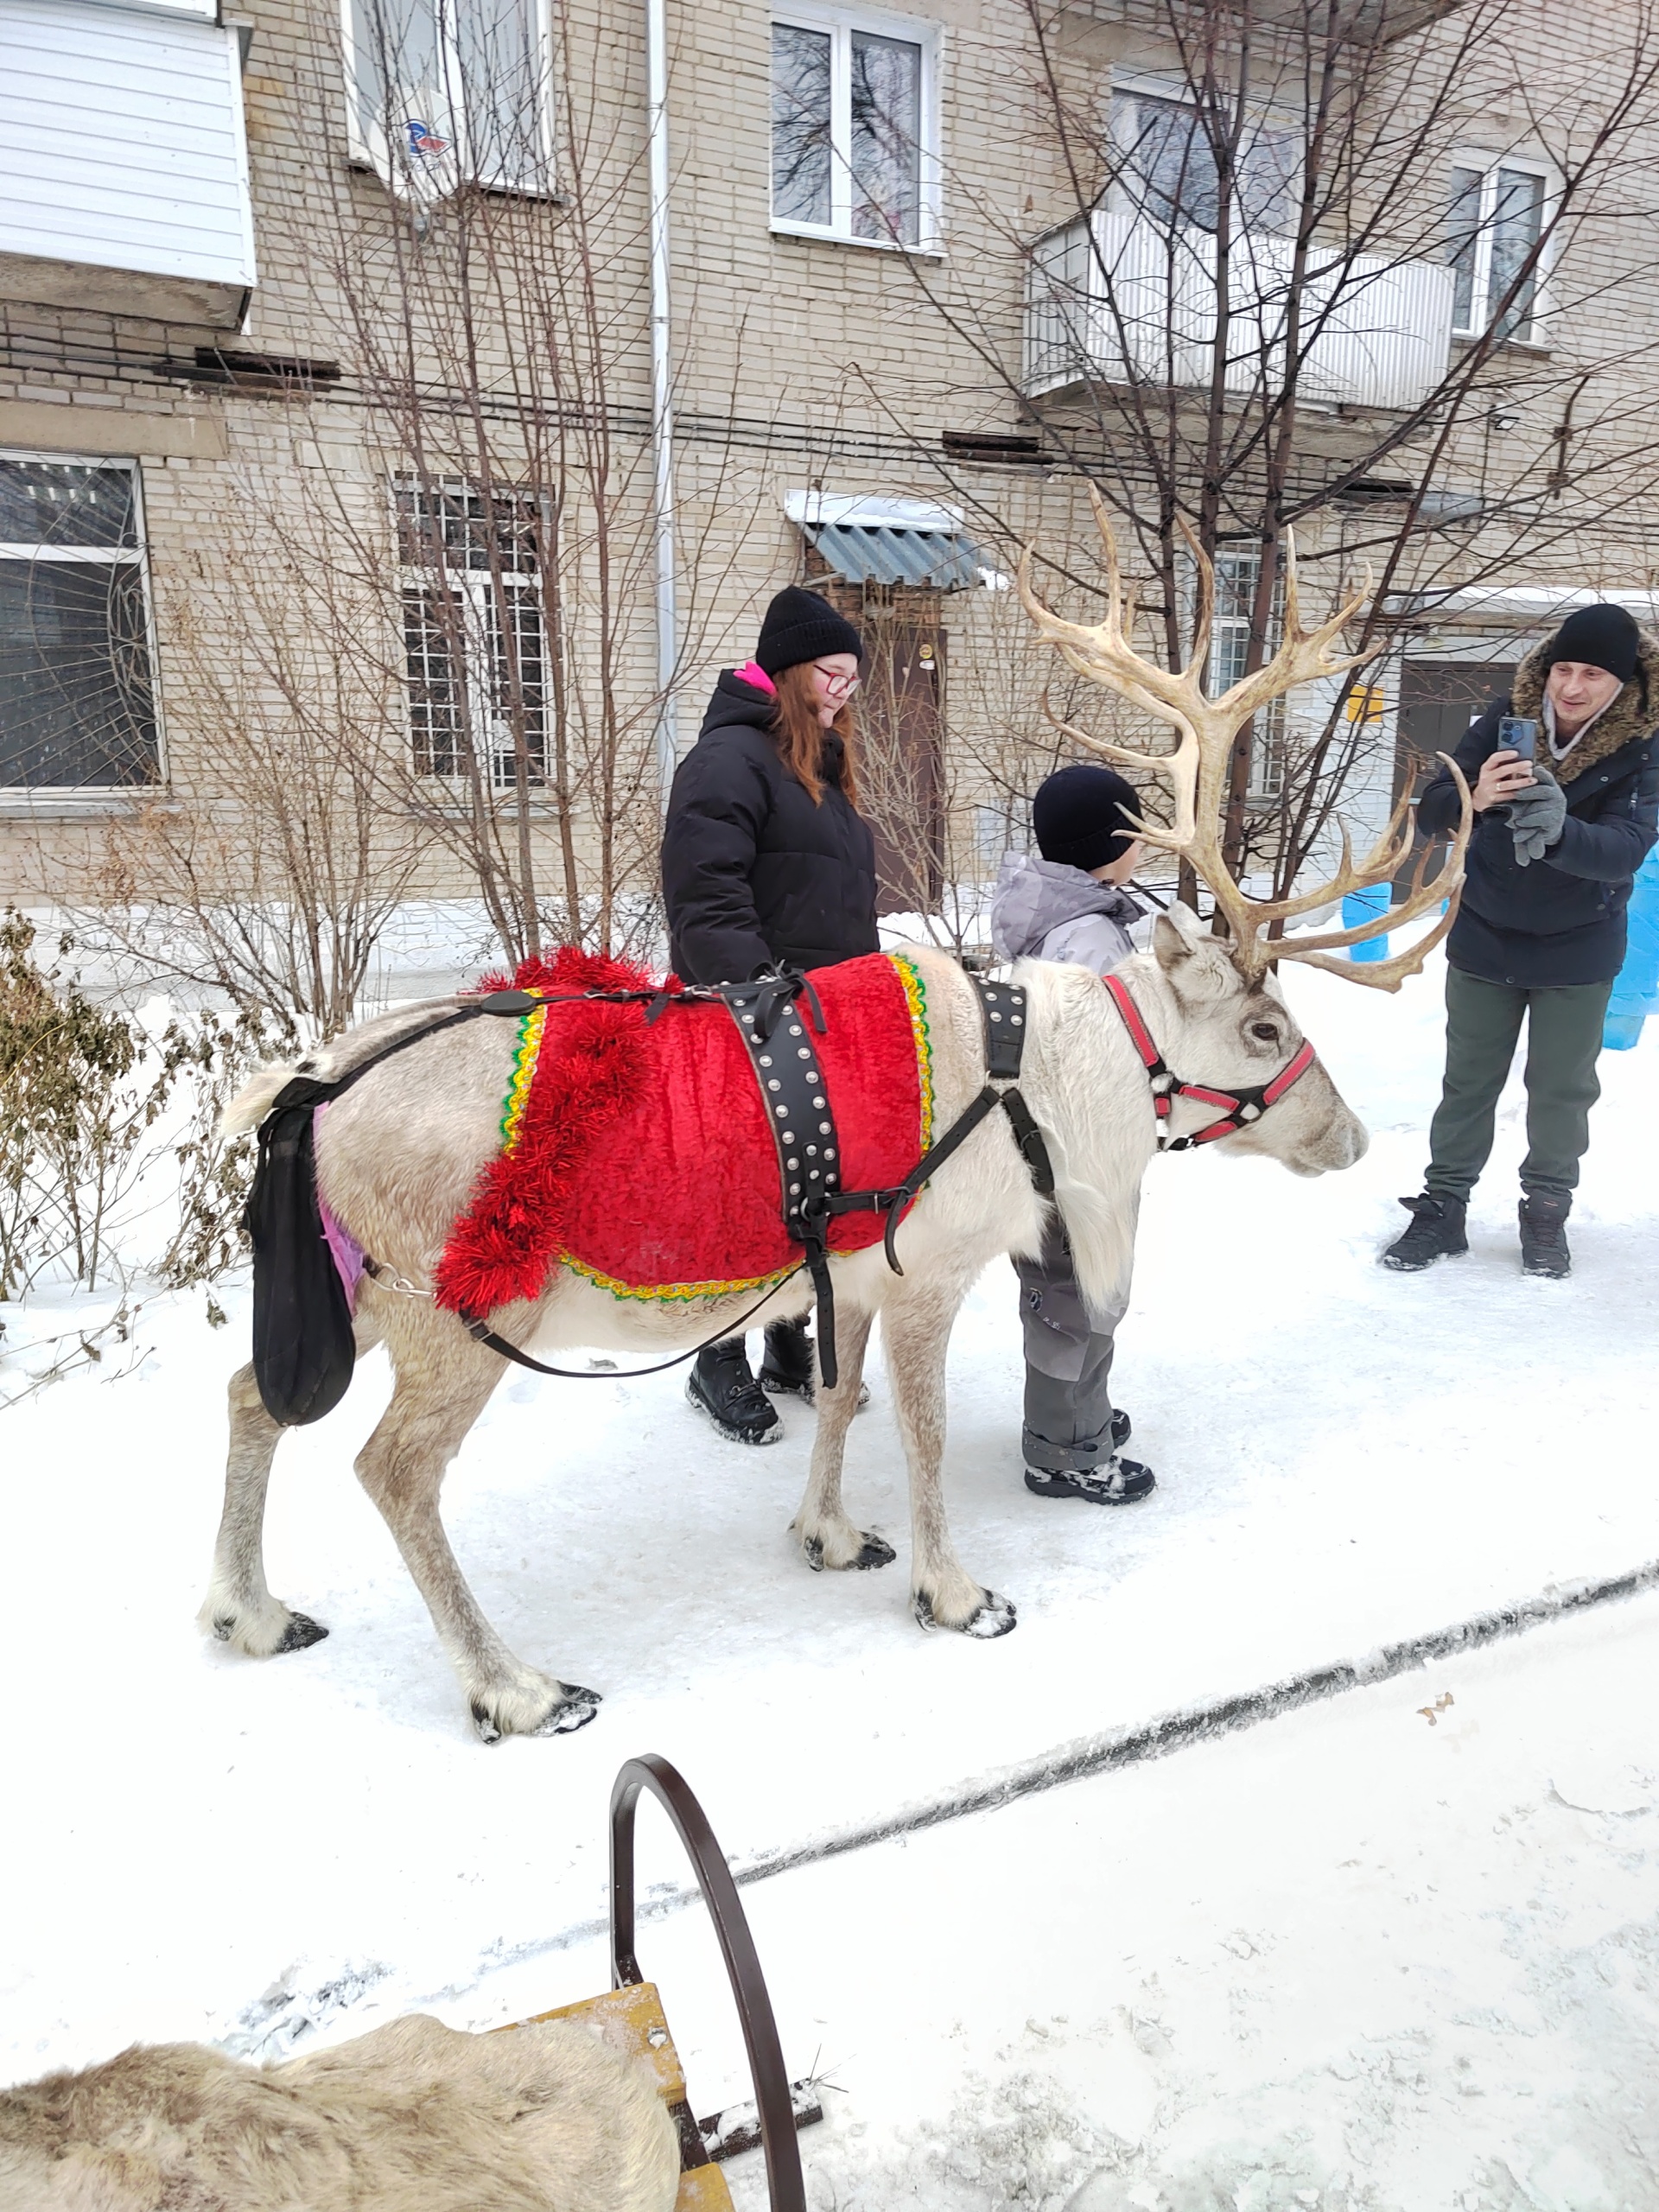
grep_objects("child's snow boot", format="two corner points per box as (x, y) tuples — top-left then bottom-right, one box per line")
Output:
(687, 1338), (780, 1444)
(1026, 1454), (1156, 1506)
(1518, 1191), (1572, 1279)
(1382, 1192), (1468, 1271)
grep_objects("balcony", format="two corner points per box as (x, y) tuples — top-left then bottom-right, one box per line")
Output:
(0, 0), (256, 330)
(1025, 209), (1454, 414)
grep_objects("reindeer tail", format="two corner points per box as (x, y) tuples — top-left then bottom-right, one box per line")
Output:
(220, 1065), (304, 1137)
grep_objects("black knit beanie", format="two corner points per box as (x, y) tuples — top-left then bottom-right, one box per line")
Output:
(753, 587), (865, 677)
(1545, 602), (1640, 684)
(1033, 763), (1143, 872)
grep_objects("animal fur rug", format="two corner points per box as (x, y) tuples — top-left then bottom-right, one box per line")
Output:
(0, 2012), (679, 2212)
(435, 946), (935, 1316)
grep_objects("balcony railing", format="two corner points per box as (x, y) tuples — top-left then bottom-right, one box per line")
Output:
(1025, 209), (1455, 413)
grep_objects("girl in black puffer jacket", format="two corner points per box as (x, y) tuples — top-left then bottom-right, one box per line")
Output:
(661, 587), (878, 1442)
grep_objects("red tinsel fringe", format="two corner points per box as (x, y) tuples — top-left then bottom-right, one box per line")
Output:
(432, 946), (658, 1317)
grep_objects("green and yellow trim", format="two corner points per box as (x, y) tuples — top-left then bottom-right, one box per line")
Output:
(500, 1000), (548, 1154)
(888, 952), (934, 1149)
(561, 1250), (798, 1306)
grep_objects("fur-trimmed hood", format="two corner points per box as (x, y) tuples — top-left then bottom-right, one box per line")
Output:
(1510, 626), (1659, 783)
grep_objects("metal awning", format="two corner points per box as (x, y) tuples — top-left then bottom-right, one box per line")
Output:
(785, 491), (986, 594)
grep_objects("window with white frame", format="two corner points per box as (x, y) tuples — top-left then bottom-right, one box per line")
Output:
(1109, 86), (1299, 237)
(1208, 549), (1287, 804)
(0, 455), (160, 791)
(397, 482), (548, 788)
(770, 7), (937, 249)
(1446, 157), (1548, 342)
(345, 0), (551, 196)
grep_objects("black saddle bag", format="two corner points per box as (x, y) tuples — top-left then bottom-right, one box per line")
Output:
(245, 1090), (356, 1427)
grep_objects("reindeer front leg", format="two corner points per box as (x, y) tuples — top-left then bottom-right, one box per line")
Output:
(883, 1281), (1016, 1639)
(790, 1303), (895, 1572)
(356, 1313), (601, 1743)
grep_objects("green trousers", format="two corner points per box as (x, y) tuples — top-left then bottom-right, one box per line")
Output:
(1425, 966), (1612, 1204)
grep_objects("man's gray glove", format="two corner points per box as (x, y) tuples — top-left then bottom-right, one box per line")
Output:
(1506, 765), (1567, 865)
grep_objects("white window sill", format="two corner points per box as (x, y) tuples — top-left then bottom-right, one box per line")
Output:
(1451, 330), (1552, 357)
(770, 221), (944, 262)
(0, 791), (173, 820)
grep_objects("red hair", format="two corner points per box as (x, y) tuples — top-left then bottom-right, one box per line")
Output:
(771, 663), (862, 809)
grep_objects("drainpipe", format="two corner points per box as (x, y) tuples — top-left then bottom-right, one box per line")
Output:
(646, 0), (678, 804)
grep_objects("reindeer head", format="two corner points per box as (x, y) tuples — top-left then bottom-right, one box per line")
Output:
(1015, 490), (1473, 991)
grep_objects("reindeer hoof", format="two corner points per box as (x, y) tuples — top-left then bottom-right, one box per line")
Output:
(912, 1590), (1017, 1637)
(276, 1611), (328, 1653)
(803, 1532), (895, 1573)
(534, 1683), (602, 1736)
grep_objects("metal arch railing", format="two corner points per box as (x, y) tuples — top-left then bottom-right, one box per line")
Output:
(609, 1754), (807, 2212)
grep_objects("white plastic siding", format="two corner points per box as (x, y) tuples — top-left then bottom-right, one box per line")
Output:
(1025, 211), (1452, 411)
(0, 0), (255, 291)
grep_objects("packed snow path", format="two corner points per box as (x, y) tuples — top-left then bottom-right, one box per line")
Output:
(2, 952), (1656, 2202)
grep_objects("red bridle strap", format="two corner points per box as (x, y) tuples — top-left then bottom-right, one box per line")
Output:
(1102, 974), (1318, 1152)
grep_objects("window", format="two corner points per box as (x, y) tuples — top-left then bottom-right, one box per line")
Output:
(345, 0), (551, 195)
(0, 455), (160, 792)
(1208, 549), (1286, 804)
(397, 483), (548, 788)
(1110, 88), (1299, 237)
(770, 8), (936, 249)
(1446, 158), (1548, 341)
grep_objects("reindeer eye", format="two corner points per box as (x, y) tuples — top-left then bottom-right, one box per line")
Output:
(1249, 1021), (1280, 1043)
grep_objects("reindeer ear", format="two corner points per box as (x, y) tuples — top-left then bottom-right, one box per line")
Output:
(1154, 905), (1236, 1001)
(1153, 905), (1206, 971)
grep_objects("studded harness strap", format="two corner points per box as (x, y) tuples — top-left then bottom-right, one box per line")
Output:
(721, 967), (1057, 1389)
(1101, 972), (1319, 1151)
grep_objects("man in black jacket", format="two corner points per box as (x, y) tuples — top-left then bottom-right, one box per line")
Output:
(662, 586), (879, 1440)
(1386, 602), (1659, 1278)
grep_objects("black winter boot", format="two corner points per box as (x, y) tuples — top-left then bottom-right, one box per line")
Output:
(760, 1315), (871, 1409)
(1026, 1455), (1156, 1506)
(687, 1338), (780, 1445)
(1382, 1192), (1468, 1271)
(1518, 1191), (1572, 1279)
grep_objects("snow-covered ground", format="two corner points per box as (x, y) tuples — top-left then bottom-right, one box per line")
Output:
(2, 949), (1656, 2209)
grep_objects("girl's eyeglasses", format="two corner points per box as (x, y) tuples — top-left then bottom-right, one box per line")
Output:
(813, 664), (861, 699)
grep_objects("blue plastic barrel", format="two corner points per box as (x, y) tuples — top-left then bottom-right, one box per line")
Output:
(1343, 882), (1391, 963)
(1604, 844), (1659, 1049)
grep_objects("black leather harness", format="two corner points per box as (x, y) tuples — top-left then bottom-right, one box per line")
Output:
(716, 967), (1056, 1387)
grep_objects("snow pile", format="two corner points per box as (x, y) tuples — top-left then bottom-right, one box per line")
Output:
(1, 949), (1656, 2209)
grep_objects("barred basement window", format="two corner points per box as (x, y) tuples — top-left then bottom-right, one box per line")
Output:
(397, 483), (548, 790)
(0, 454), (161, 791)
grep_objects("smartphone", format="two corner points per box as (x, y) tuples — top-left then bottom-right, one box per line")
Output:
(1498, 715), (1538, 761)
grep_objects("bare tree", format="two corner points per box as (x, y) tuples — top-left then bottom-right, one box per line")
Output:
(880, 0), (1659, 912)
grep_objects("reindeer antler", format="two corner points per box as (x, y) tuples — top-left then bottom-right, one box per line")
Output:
(1017, 492), (1474, 993)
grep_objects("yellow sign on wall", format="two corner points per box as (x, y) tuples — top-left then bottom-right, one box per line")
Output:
(1345, 685), (1388, 724)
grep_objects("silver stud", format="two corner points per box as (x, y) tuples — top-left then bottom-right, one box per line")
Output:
(820, 1121), (831, 1134)
(775, 1104), (787, 1117)
(798, 1047), (810, 1059)
(760, 1055), (772, 1066)
(787, 1156), (799, 1168)
(768, 1078), (780, 1090)
(825, 1147), (836, 1159)
(806, 1143), (818, 1155)
(990, 1010), (1001, 1021)
(1011, 1014), (1022, 1026)
(789, 1025), (802, 1036)
(743, 1013), (754, 1024)
(813, 1096), (825, 1108)
(790, 1181), (801, 1194)
(810, 1168), (820, 1179)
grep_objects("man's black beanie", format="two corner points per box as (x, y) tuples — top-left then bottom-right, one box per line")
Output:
(1546, 602), (1641, 684)
(1033, 762), (1143, 873)
(753, 587), (865, 677)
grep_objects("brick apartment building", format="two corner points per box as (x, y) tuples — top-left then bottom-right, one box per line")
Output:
(3, 0), (1657, 942)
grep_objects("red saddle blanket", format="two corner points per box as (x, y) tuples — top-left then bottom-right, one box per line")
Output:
(433, 947), (936, 1317)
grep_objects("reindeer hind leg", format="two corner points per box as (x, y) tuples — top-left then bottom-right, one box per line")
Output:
(790, 1304), (895, 1572)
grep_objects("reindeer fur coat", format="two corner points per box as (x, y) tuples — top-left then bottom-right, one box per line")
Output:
(0, 2013), (679, 2212)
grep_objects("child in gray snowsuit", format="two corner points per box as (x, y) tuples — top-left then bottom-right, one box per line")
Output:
(989, 763), (1156, 1507)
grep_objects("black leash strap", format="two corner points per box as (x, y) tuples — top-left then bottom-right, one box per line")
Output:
(455, 1264), (807, 1382)
(267, 989), (543, 1119)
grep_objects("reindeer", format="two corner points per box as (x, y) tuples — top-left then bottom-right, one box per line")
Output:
(202, 503), (1470, 1740)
